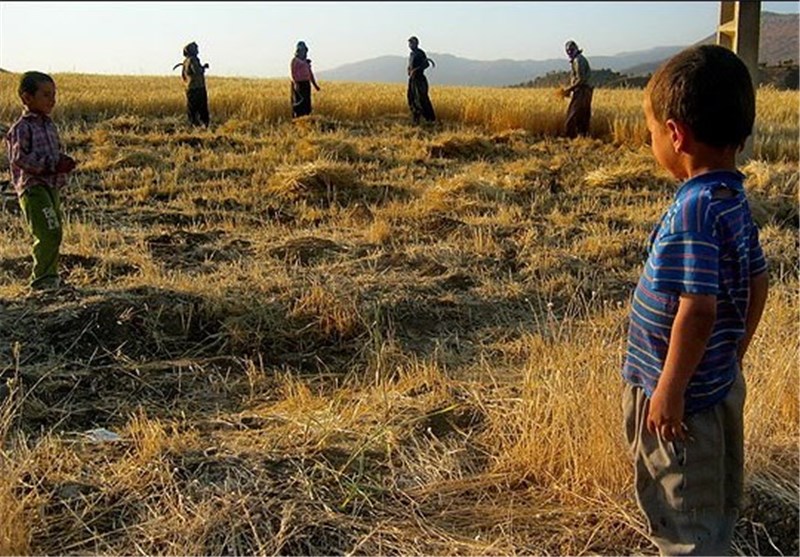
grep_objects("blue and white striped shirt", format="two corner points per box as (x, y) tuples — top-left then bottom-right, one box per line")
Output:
(622, 170), (768, 414)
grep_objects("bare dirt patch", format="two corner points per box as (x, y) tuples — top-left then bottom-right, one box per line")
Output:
(0, 287), (223, 368)
(145, 229), (247, 270)
(268, 237), (346, 266)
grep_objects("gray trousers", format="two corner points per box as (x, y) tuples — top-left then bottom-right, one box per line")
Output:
(623, 371), (746, 556)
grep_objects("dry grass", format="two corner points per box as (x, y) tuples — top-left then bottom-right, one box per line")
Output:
(0, 73), (797, 556)
(0, 73), (797, 161)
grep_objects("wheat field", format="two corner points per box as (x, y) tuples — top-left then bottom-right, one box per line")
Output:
(0, 72), (798, 556)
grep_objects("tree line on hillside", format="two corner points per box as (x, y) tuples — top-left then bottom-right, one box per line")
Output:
(510, 63), (798, 90)
(509, 68), (648, 90)
(758, 62), (799, 90)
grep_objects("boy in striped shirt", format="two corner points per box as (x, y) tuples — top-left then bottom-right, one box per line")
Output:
(622, 45), (769, 556)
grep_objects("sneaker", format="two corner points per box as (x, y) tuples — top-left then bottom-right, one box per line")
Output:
(28, 277), (76, 297)
(30, 276), (61, 291)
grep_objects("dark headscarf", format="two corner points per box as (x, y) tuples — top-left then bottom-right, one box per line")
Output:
(565, 40), (582, 60)
(183, 42), (198, 57)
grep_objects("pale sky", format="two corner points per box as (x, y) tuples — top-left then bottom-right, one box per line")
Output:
(0, 1), (797, 78)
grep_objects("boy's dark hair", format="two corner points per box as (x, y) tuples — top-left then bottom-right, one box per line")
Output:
(646, 44), (755, 149)
(18, 71), (55, 97)
(183, 42), (198, 57)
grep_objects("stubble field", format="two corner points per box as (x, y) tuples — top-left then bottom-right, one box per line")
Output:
(0, 74), (798, 556)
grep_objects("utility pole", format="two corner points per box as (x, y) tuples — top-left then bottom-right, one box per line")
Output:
(717, 1), (761, 161)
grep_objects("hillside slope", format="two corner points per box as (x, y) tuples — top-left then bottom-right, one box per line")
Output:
(320, 11), (797, 86)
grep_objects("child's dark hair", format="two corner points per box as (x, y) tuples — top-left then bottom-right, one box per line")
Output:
(18, 71), (55, 97)
(646, 45), (755, 149)
(183, 42), (198, 57)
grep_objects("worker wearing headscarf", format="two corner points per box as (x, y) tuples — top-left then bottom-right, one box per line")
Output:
(291, 40), (321, 118)
(407, 36), (436, 125)
(563, 40), (593, 138)
(181, 41), (210, 127)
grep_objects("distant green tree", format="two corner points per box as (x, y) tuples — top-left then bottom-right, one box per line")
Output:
(508, 68), (650, 89)
(760, 64), (799, 89)
(510, 64), (799, 91)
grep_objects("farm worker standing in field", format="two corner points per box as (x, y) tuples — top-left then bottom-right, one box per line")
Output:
(180, 41), (210, 127)
(5, 71), (77, 292)
(291, 41), (321, 118)
(407, 36), (436, 125)
(621, 45), (769, 556)
(562, 40), (593, 138)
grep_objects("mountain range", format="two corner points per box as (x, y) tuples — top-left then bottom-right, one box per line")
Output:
(319, 11), (798, 87)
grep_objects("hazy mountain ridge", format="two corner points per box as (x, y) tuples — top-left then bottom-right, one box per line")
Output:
(319, 11), (797, 87)
(624, 11), (798, 76)
(319, 46), (685, 87)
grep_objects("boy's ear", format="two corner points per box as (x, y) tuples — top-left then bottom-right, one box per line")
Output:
(665, 118), (692, 154)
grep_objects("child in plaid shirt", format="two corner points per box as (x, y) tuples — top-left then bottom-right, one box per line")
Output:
(5, 71), (77, 291)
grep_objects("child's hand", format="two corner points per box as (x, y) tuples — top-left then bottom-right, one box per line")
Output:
(55, 154), (77, 174)
(646, 385), (687, 442)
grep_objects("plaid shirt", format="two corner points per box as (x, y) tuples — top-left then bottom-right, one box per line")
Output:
(5, 111), (66, 196)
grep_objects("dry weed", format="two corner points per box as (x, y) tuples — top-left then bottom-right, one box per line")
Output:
(0, 72), (796, 556)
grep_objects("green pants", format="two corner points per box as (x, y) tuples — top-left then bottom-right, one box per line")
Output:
(19, 184), (63, 289)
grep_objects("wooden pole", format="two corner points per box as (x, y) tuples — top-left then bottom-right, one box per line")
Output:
(717, 1), (761, 161)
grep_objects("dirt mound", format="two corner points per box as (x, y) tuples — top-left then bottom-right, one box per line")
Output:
(382, 295), (482, 355)
(268, 237), (345, 266)
(11, 357), (248, 433)
(372, 252), (449, 277)
(1, 253), (139, 283)
(419, 215), (466, 236)
(145, 230), (253, 270)
(0, 287), (223, 367)
(436, 272), (477, 291)
(133, 210), (202, 228)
